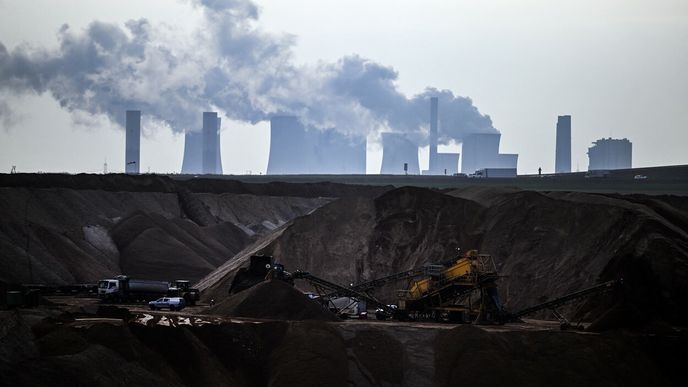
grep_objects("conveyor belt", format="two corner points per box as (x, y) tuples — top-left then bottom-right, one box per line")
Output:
(509, 279), (621, 319)
(291, 271), (402, 317)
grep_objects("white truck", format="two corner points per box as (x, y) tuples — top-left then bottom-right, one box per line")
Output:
(98, 275), (169, 302)
(98, 275), (201, 304)
(471, 168), (517, 178)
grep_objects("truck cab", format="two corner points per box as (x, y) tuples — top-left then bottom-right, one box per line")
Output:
(98, 279), (120, 299)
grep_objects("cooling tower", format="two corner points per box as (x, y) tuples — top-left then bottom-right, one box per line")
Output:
(461, 133), (500, 174)
(202, 112), (219, 174)
(428, 97), (439, 173)
(380, 133), (420, 175)
(435, 153), (460, 175)
(267, 116), (366, 174)
(461, 133), (518, 174)
(497, 154), (518, 169)
(181, 132), (202, 174)
(555, 115), (571, 173)
(182, 118), (223, 174)
(125, 110), (141, 174)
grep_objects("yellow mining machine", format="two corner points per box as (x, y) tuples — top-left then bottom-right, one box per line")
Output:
(395, 250), (505, 323)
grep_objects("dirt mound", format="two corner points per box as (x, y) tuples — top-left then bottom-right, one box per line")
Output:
(0, 185), (328, 284)
(208, 280), (338, 321)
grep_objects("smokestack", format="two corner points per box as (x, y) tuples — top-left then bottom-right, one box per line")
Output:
(555, 115), (571, 173)
(216, 117), (223, 174)
(202, 112), (218, 174)
(125, 110), (141, 174)
(429, 97), (438, 173)
(380, 133), (420, 175)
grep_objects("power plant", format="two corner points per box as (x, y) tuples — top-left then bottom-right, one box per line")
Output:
(181, 113), (223, 175)
(460, 133), (518, 175)
(125, 110), (141, 174)
(588, 138), (632, 170)
(380, 133), (420, 175)
(423, 97), (462, 175)
(266, 116), (366, 175)
(555, 115), (572, 173)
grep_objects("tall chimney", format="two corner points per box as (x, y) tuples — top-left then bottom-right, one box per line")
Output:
(429, 97), (438, 173)
(202, 112), (218, 174)
(125, 110), (141, 174)
(555, 115), (572, 173)
(216, 117), (223, 174)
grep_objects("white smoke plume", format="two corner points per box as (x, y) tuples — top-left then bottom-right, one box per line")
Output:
(0, 0), (497, 145)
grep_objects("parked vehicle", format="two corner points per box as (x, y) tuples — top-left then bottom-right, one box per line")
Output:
(98, 275), (169, 302)
(97, 275), (200, 304)
(148, 297), (186, 311)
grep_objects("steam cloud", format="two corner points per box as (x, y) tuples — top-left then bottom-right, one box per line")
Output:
(0, 0), (497, 145)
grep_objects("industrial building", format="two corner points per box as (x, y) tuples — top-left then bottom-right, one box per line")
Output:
(181, 113), (223, 174)
(555, 115), (572, 173)
(588, 138), (632, 171)
(380, 133), (420, 175)
(460, 133), (518, 175)
(266, 116), (366, 174)
(125, 110), (141, 174)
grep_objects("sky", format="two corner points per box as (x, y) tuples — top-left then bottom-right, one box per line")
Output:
(0, 0), (686, 175)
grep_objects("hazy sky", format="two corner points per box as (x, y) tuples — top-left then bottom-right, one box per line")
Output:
(1, 0), (686, 174)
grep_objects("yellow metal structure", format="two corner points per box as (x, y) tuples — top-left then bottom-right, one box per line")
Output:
(403, 250), (494, 301)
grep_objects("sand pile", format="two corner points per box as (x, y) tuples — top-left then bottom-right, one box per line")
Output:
(208, 280), (338, 321)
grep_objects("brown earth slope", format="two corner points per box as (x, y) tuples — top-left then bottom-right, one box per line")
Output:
(200, 186), (688, 326)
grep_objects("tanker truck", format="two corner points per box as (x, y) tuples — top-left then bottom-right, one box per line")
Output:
(98, 275), (170, 303)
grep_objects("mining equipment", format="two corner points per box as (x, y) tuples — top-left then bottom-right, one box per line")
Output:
(391, 250), (505, 323)
(227, 252), (504, 322)
(227, 252), (621, 327)
(507, 278), (622, 329)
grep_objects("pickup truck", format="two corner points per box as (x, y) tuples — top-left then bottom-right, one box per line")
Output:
(148, 297), (186, 311)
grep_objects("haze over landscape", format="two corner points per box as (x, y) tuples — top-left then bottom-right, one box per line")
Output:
(1, 0), (686, 174)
